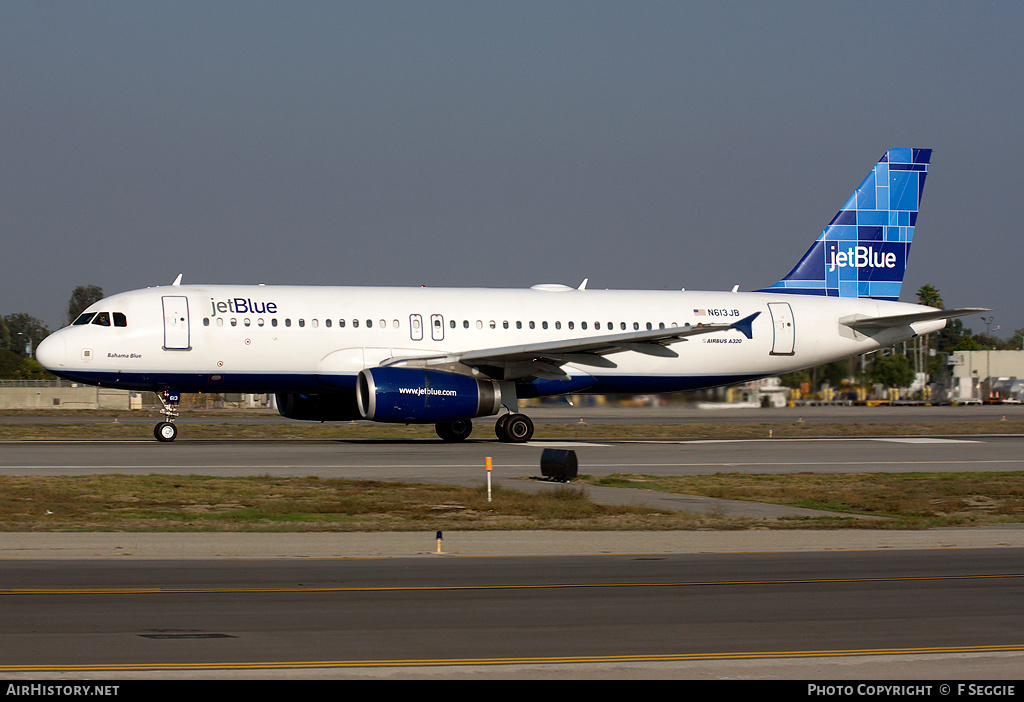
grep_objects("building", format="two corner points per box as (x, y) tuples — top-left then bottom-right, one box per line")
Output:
(948, 350), (1024, 403)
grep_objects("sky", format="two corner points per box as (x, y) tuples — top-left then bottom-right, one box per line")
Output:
(3, 1), (1023, 339)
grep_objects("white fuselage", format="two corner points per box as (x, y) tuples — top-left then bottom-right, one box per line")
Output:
(36, 283), (944, 396)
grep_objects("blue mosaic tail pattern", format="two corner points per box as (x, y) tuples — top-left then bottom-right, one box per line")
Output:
(758, 148), (931, 301)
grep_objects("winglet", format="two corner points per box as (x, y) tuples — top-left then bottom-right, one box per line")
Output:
(731, 311), (761, 339)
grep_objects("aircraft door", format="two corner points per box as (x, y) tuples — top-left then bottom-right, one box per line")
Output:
(767, 302), (795, 355)
(430, 314), (444, 341)
(409, 314), (424, 341)
(162, 296), (191, 350)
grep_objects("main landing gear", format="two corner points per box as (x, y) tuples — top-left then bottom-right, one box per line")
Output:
(495, 413), (534, 443)
(434, 418), (473, 442)
(433, 413), (535, 443)
(154, 389), (181, 442)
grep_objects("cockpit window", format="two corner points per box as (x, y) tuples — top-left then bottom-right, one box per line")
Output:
(91, 312), (111, 326)
(113, 312), (127, 327)
(73, 313), (95, 325)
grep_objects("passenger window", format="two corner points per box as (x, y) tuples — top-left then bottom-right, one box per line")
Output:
(339, 319), (345, 328)
(203, 318), (210, 326)
(299, 319), (305, 328)
(325, 319), (331, 328)
(285, 319), (292, 327)
(271, 318), (278, 327)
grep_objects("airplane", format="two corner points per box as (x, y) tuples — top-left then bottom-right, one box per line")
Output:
(35, 147), (985, 443)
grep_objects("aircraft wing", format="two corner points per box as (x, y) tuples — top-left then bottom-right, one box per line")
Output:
(839, 307), (989, 331)
(382, 312), (760, 380)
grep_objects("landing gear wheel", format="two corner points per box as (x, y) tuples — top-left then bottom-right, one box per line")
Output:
(494, 413), (510, 439)
(154, 421), (178, 443)
(435, 418), (473, 442)
(496, 413), (533, 443)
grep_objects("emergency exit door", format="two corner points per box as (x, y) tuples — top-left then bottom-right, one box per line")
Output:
(767, 302), (795, 355)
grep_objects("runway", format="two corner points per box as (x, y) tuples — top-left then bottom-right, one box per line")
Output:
(4, 433), (1024, 478)
(2, 549), (1024, 678)
(2, 407), (1024, 678)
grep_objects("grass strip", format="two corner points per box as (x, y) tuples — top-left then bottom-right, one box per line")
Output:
(1, 472), (1022, 532)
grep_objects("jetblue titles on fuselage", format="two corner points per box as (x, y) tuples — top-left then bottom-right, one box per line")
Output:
(210, 297), (279, 315)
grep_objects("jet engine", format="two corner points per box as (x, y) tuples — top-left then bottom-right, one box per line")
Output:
(357, 367), (502, 423)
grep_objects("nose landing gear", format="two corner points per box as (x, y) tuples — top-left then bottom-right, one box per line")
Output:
(154, 389), (180, 442)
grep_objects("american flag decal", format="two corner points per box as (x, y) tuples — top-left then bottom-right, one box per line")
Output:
(693, 309), (706, 316)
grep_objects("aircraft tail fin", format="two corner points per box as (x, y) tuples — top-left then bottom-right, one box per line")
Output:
(758, 148), (932, 301)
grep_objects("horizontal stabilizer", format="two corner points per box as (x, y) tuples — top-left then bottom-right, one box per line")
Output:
(840, 307), (989, 331)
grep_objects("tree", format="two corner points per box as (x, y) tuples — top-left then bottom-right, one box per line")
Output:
(916, 284), (944, 309)
(0, 316), (10, 355)
(66, 285), (104, 325)
(2, 313), (50, 356)
(914, 284), (944, 387)
(0, 349), (53, 380)
(0, 349), (21, 377)
(1012, 328), (1024, 350)
(871, 353), (915, 388)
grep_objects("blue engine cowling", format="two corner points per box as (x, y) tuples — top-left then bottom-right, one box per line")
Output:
(357, 367), (502, 423)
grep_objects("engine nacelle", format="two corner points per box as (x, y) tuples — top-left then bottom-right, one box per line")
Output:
(275, 391), (360, 421)
(357, 367), (502, 423)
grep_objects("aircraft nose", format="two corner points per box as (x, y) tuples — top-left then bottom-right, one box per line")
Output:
(35, 334), (66, 370)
